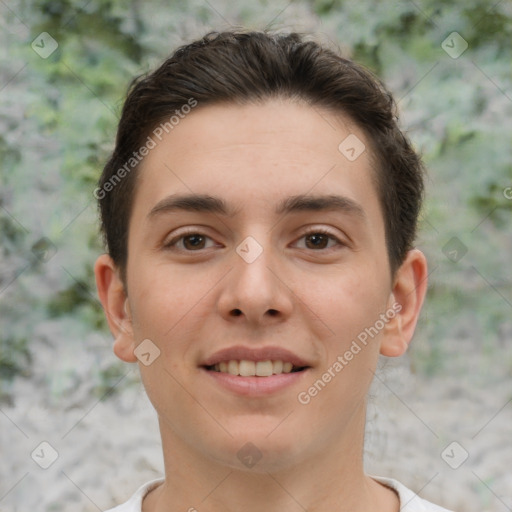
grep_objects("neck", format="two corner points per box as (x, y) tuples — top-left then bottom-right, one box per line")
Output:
(143, 407), (398, 512)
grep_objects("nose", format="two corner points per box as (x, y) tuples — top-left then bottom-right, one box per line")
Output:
(216, 234), (294, 327)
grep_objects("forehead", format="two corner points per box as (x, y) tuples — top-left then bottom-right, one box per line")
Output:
(131, 99), (383, 228)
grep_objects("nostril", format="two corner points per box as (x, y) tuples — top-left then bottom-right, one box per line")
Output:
(230, 309), (278, 317)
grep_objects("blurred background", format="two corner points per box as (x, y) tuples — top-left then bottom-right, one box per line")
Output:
(1, 0), (511, 510)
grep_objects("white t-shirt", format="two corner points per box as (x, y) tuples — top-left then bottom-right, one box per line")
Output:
(104, 476), (455, 511)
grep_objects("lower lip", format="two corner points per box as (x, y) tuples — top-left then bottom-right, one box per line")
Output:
(201, 368), (310, 396)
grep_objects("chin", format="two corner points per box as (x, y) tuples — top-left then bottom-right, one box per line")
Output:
(206, 428), (311, 474)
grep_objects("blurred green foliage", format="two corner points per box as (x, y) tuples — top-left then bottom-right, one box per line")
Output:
(1, 0), (511, 401)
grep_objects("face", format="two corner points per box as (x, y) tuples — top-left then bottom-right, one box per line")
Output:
(96, 99), (426, 473)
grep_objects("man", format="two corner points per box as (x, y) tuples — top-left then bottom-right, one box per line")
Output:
(94, 30), (453, 512)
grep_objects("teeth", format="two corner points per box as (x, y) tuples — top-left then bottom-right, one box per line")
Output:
(273, 360), (283, 374)
(255, 360), (273, 377)
(239, 360), (255, 376)
(227, 360), (239, 375)
(210, 360), (303, 376)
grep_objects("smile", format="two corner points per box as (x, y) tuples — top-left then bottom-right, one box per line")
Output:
(205, 360), (307, 377)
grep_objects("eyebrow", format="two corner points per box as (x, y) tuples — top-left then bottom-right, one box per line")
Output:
(148, 193), (366, 219)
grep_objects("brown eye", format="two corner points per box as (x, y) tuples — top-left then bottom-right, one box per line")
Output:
(304, 233), (330, 249)
(182, 234), (206, 250)
(295, 229), (343, 251)
(164, 231), (217, 251)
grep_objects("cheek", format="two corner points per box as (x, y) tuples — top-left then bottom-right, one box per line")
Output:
(309, 265), (388, 340)
(127, 260), (214, 360)
(310, 270), (386, 400)
(130, 257), (195, 318)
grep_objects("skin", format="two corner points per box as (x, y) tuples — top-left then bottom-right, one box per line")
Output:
(95, 98), (428, 512)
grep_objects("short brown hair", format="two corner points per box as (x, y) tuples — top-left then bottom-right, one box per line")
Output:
(97, 30), (424, 280)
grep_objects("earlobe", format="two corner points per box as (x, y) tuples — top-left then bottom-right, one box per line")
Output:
(94, 254), (137, 363)
(380, 249), (428, 358)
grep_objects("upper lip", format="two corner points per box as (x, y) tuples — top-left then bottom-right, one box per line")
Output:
(201, 345), (312, 368)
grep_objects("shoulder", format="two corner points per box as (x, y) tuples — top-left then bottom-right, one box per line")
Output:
(105, 476), (455, 512)
(103, 478), (165, 512)
(372, 476), (455, 512)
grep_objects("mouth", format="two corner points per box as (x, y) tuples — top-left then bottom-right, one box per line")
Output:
(203, 360), (309, 377)
(200, 346), (312, 395)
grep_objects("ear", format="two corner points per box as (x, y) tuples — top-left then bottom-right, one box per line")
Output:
(380, 249), (428, 357)
(94, 254), (137, 363)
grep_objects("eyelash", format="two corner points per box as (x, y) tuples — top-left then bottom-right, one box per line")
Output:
(163, 228), (345, 252)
